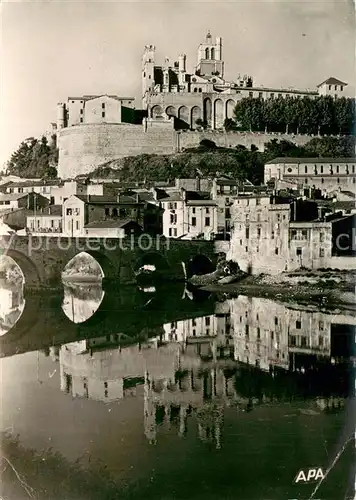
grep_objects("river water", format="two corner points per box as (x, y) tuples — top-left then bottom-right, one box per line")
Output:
(0, 275), (355, 500)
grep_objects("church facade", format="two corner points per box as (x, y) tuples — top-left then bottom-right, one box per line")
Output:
(142, 31), (348, 130)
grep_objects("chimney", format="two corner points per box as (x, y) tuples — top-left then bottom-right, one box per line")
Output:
(196, 176), (201, 192)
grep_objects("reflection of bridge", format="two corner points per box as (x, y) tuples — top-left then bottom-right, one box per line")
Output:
(0, 235), (217, 287)
(0, 284), (215, 358)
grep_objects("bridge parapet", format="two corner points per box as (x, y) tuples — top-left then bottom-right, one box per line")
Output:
(0, 235), (217, 287)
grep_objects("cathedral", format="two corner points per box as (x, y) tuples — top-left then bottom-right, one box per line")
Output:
(142, 31), (347, 130)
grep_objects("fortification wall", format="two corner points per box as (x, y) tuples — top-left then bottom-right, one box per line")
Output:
(178, 130), (315, 152)
(58, 122), (176, 179)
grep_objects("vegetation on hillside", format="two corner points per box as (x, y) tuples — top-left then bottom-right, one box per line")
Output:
(6, 135), (58, 179)
(89, 136), (355, 185)
(232, 96), (355, 135)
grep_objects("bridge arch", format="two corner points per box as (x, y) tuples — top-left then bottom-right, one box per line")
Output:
(187, 254), (214, 277)
(4, 250), (41, 287)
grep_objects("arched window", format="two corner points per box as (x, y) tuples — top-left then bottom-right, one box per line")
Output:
(205, 47), (209, 59)
(211, 48), (215, 60)
(194, 88), (197, 93)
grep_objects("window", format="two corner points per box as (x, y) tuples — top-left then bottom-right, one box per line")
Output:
(275, 248), (279, 255)
(192, 318), (196, 326)
(245, 228), (249, 239)
(51, 219), (54, 228)
(245, 325), (249, 336)
(240, 239), (242, 246)
(321, 178), (324, 184)
(192, 329), (196, 336)
(170, 214), (175, 224)
(249, 91), (253, 98)
(259, 92), (263, 98)
(80, 108), (83, 114)
(305, 166), (308, 173)
(352, 166), (355, 174)
(205, 217), (210, 226)
(274, 317), (278, 325)
(80, 117), (83, 123)
(66, 208), (72, 215)
(174, 228), (177, 237)
(334, 85), (337, 91)
(296, 247), (302, 256)
(301, 230), (308, 239)
(199, 88), (202, 93)
(205, 317), (210, 326)
(194, 88), (197, 93)
(192, 208), (196, 214)
(336, 165), (339, 173)
(271, 231), (275, 239)
(340, 85), (343, 91)
(102, 111), (105, 118)
(271, 331), (274, 340)
(296, 320), (301, 329)
(257, 213), (261, 222)
(320, 232), (324, 242)
(290, 335), (296, 346)
(257, 228), (261, 238)
(305, 178), (308, 184)
(319, 248), (324, 257)
(319, 321), (324, 330)
(328, 85), (331, 90)
(191, 217), (197, 226)
(245, 246), (248, 252)
(205, 207), (210, 214)
(301, 336), (307, 347)
(169, 228), (172, 236)
(102, 103), (105, 109)
(337, 178), (340, 184)
(257, 327), (260, 339)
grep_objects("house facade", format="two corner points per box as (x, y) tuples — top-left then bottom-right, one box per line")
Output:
(265, 158), (356, 194)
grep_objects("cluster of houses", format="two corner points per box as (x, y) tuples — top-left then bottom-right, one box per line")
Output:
(0, 155), (355, 273)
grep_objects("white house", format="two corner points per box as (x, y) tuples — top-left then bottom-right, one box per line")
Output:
(161, 189), (217, 240)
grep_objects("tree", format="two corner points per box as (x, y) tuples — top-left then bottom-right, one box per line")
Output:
(6, 135), (58, 178)
(224, 118), (237, 131)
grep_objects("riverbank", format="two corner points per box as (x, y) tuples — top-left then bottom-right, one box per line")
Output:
(202, 270), (356, 312)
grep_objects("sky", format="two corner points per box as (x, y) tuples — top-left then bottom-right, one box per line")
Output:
(0, 0), (355, 166)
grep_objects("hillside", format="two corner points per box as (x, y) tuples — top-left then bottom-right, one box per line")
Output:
(88, 136), (355, 185)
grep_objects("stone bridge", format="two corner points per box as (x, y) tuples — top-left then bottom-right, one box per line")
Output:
(0, 235), (219, 287)
(0, 284), (215, 358)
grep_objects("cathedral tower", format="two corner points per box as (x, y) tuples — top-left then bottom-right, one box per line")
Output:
(196, 32), (224, 78)
(142, 45), (156, 107)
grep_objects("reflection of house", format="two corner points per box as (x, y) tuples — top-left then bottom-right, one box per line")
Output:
(229, 295), (332, 371)
(59, 340), (181, 402)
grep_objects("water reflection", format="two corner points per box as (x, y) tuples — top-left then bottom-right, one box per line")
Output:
(52, 293), (355, 450)
(0, 286), (354, 499)
(0, 257), (25, 336)
(61, 282), (105, 323)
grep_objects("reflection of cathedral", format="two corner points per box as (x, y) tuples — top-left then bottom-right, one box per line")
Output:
(56, 294), (352, 446)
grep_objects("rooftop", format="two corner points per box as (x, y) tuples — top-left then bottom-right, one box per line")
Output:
(84, 219), (141, 229)
(317, 77), (348, 87)
(266, 157), (356, 165)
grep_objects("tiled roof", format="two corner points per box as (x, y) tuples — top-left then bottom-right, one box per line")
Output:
(266, 157), (356, 165)
(186, 200), (217, 206)
(75, 194), (143, 205)
(6, 180), (61, 188)
(317, 77), (348, 87)
(84, 219), (140, 229)
(68, 95), (135, 102)
(0, 193), (29, 201)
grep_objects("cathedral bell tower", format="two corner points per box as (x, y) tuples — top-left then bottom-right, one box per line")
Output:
(196, 31), (224, 78)
(142, 45), (156, 108)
